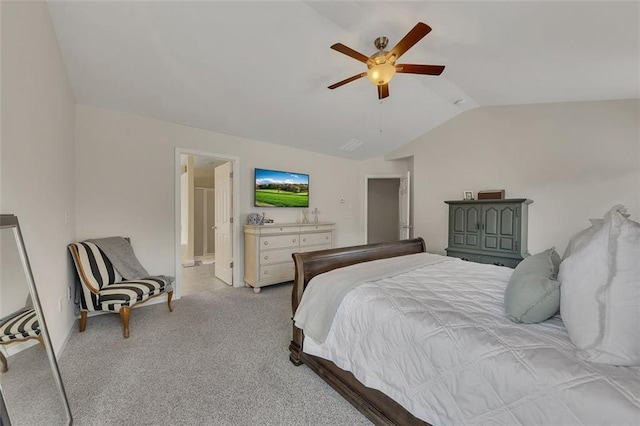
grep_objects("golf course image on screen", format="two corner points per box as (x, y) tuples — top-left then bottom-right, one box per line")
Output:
(255, 169), (309, 207)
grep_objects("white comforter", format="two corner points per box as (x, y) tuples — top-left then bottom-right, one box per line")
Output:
(303, 256), (640, 425)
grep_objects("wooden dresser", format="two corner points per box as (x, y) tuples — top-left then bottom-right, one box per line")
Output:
(243, 223), (335, 293)
(445, 199), (532, 268)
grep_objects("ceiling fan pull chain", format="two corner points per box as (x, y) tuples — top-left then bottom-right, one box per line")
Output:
(379, 100), (384, 133)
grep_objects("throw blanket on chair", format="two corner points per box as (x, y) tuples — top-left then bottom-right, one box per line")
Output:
(87, 237), (174, 292)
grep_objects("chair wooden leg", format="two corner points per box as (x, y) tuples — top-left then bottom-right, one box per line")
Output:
(79, 311), (87, 332)
(119, 307), (131, 338)
(167, 291), (174, 312)
(37, 335), (45, 346)
(0, 351), (7, 373)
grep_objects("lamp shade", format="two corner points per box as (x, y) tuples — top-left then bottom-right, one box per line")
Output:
(367, 63), (396, 85)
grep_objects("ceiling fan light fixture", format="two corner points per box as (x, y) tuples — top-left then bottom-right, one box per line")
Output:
(367, 62), (396, 86)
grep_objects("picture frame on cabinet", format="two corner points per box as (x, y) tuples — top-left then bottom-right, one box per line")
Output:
(463, 191), (474, 200)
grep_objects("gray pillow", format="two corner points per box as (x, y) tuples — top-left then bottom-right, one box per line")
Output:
(504, 248), (561, 324)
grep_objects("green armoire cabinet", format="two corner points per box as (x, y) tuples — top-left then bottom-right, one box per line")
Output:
(445, 198), (533, 268)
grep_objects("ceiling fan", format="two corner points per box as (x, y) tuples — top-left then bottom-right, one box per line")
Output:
(328, 22), (445, 100)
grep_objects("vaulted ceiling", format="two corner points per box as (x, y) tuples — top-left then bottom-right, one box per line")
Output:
(47, 1), (639, 160)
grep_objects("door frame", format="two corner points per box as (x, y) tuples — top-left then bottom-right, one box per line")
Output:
(174, 148), (242, 298)
(363, 174), (404, 244)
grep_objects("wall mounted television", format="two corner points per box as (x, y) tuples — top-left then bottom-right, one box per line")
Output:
(254, 168), (309, 208)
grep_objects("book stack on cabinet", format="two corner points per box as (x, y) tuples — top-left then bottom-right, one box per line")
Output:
(244, 223), (335, 293)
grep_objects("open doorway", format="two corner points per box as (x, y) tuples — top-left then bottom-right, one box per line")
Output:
(364, 172), (411, 244)
(175, 149), (241, 298)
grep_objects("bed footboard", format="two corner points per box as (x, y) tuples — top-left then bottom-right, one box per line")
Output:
(289, 238), (426, 364)
(288, 238), (429, 425)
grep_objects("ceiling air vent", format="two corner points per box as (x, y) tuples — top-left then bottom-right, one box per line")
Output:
(339, 139), (364, 152)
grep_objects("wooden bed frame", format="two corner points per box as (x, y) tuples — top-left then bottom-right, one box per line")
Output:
(289, 238), (431, 426)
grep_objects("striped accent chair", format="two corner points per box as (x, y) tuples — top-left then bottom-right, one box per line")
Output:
(0, 309), (43, 373)
(68, 242), (173, 338)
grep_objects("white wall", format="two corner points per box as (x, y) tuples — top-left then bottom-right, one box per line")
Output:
(74, 105), (402, 283)
(1, 1), (77, 354)
(388, 99), (640, 256)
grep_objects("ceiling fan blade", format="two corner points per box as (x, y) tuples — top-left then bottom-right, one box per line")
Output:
(377, 83), (389, 99)
(330, 43), (369, 63)
(395, 64), (445, 75)
(328, 72), (367, 90)
(386, 22), (432, 61)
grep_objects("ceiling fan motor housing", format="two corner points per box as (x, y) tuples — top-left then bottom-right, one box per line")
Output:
(367, 38), (396, 85)
(374, 36), (389, 50)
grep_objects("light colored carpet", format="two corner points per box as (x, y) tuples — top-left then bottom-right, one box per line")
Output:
(55, 283), (372, 425)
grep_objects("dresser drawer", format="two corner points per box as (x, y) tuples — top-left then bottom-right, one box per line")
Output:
(478, 255), (521, 268)
(258, 225), (300, 235)
(446, 251), (481, 263)
(260, 235), (299, 250)
(259, 248), (296, 265)
(300, 224), (335, 233)
(447, 250), (521, 268)
(298, 244), (332, 253)
(300, 232), (332, 247)
(259, 263), (295, 282)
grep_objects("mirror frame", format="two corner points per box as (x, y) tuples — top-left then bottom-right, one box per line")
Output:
(0, 214), (73, 425)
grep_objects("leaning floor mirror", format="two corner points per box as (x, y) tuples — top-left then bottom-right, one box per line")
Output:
(0, 214), (72, 425)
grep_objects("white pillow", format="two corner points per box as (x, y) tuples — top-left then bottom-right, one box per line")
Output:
(559, 205), (640, 365)
(562, 218), (603, 260)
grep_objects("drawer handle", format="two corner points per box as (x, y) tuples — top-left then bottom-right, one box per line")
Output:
(303, 238), (306, 242)
(325, 236), (329, 240)
(493, 262), (505, 267)
(264, 270), (269, 275)
(264, 241), (268, 245)
(280, 227), (283, 231)
(264, 255), (269, 260)
(293, 239), (296, 243)
(461, 258), (469, 261)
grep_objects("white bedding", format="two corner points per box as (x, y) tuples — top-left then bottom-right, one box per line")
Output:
(302, 256), (640, 425)
(295, 253), (450, 343)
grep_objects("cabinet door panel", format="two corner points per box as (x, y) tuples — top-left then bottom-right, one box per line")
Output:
(481, 204), (519, 253)
(466, 208), (479, 232)
(484, 207), (498, 235)
(500, 238), (515, 251)
(450, 205), (480, 249)
(500, 208), (515, 236)
(484, 236), (498, 249)
(453, 208), (465, 232)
